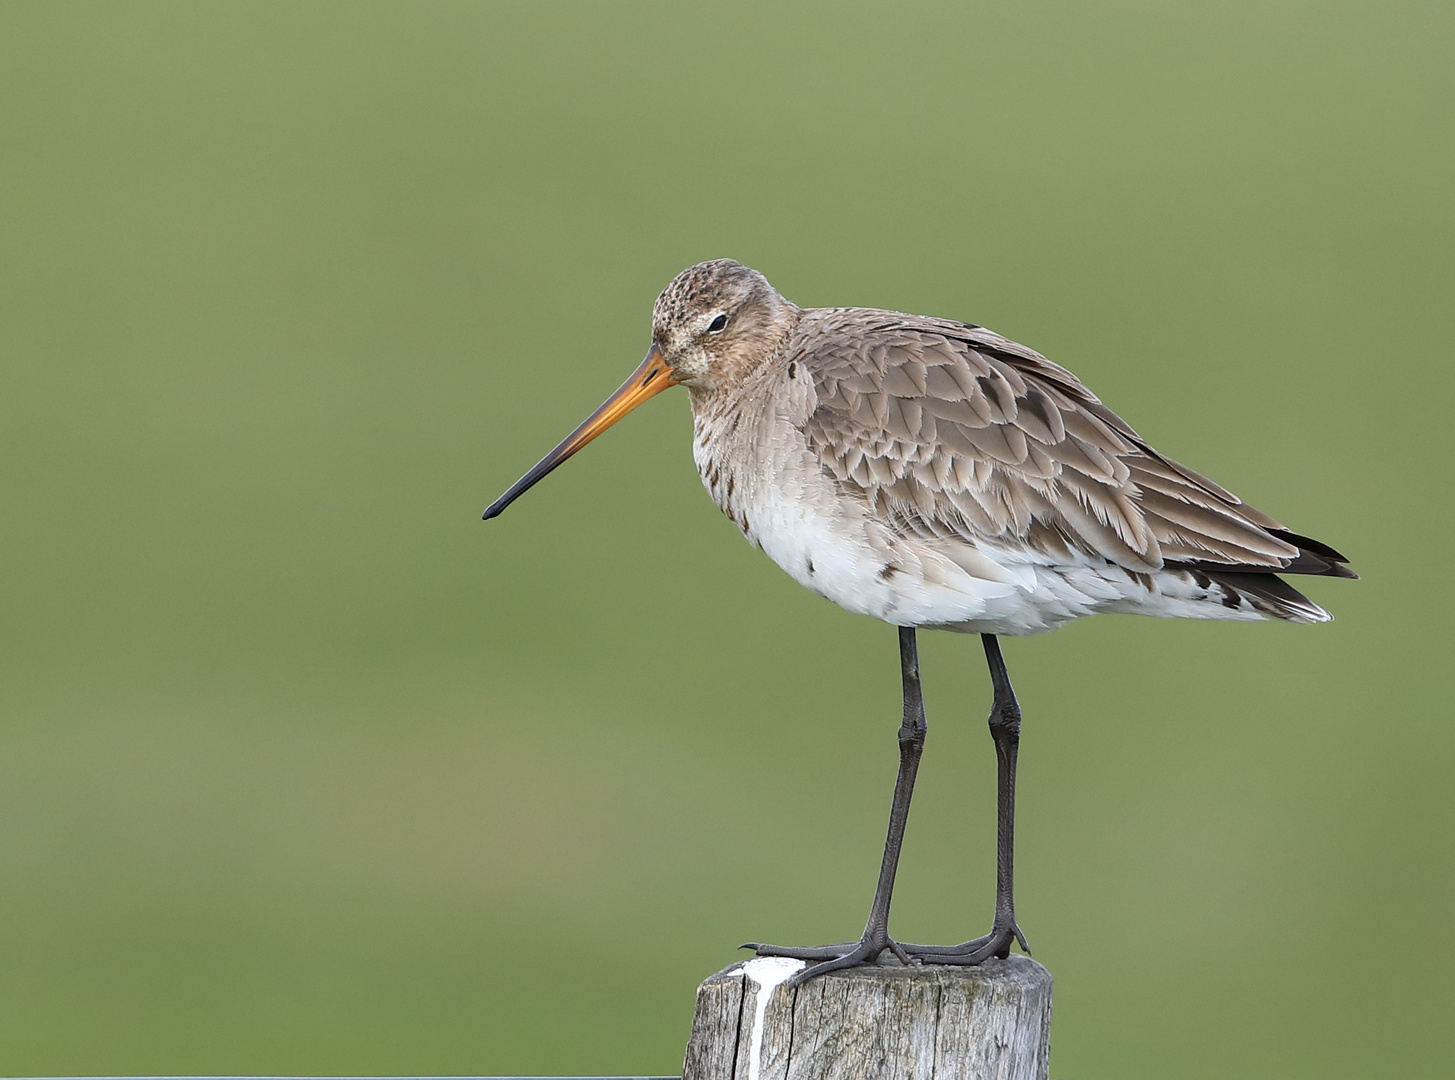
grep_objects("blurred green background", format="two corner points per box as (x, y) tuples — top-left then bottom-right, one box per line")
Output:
(1, 1), (1450, 1076)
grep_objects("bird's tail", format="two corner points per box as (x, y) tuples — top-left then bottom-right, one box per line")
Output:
(1175, 529), (1356, 624)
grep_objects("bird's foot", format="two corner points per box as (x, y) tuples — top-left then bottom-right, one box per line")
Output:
(741, 931), (915, 987)
(900, 918), (1031, 965)
(743, 917), (1031, 986)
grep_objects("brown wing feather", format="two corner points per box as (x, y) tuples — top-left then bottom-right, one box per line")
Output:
(791, 308), (1352, 580)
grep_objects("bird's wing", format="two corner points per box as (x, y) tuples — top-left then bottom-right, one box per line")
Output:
(792, 308), (1344, 577)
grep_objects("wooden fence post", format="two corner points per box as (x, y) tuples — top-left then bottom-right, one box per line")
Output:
(681, 955), (1052, 1080)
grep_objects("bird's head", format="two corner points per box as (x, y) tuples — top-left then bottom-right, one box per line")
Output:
(482, 259), (795, 520)
(650, 259), (798, 390)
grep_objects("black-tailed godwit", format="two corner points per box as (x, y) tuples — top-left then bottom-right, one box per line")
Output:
(483, 259), (1354, 984)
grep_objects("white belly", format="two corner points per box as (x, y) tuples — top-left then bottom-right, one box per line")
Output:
(743, 485), (1270, 634)
(748, 485), (1085, 633)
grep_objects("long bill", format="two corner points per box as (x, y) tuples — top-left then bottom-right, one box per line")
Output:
(482, 343), (679, 519)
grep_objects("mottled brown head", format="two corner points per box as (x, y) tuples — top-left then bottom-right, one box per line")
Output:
(651, 259), (799, 391)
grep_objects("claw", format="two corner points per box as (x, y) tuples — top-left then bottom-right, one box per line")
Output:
(1013, 924), (1031, 956)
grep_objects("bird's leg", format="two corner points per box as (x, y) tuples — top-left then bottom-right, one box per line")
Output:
(744, 626), (927, 985)
(904, 633), (1030, 964)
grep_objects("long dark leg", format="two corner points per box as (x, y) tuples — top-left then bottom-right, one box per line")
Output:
(907, 633), (1030, 962)
(745, 626), (928, 984)
(861, 626), (928, 953)
(984, 632), (1030, 954)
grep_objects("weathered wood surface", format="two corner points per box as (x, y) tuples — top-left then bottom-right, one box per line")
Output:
(682, 955), (1051, 1080)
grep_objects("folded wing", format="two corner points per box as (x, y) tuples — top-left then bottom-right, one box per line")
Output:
(793, 309), (1353, 619)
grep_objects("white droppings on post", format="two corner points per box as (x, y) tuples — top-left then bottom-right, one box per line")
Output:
(740, 956), (804, 1080)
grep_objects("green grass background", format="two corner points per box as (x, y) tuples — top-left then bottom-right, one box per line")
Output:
(1, 2), (1451, 1076)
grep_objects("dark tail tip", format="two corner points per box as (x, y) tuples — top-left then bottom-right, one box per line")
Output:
(1269, 528), (1353, 567)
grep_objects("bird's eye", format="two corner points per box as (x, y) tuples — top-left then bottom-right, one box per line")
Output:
(706, 313), (728, 334)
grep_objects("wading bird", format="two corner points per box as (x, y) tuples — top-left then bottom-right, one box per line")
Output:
(483, 260), (1353, 985)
